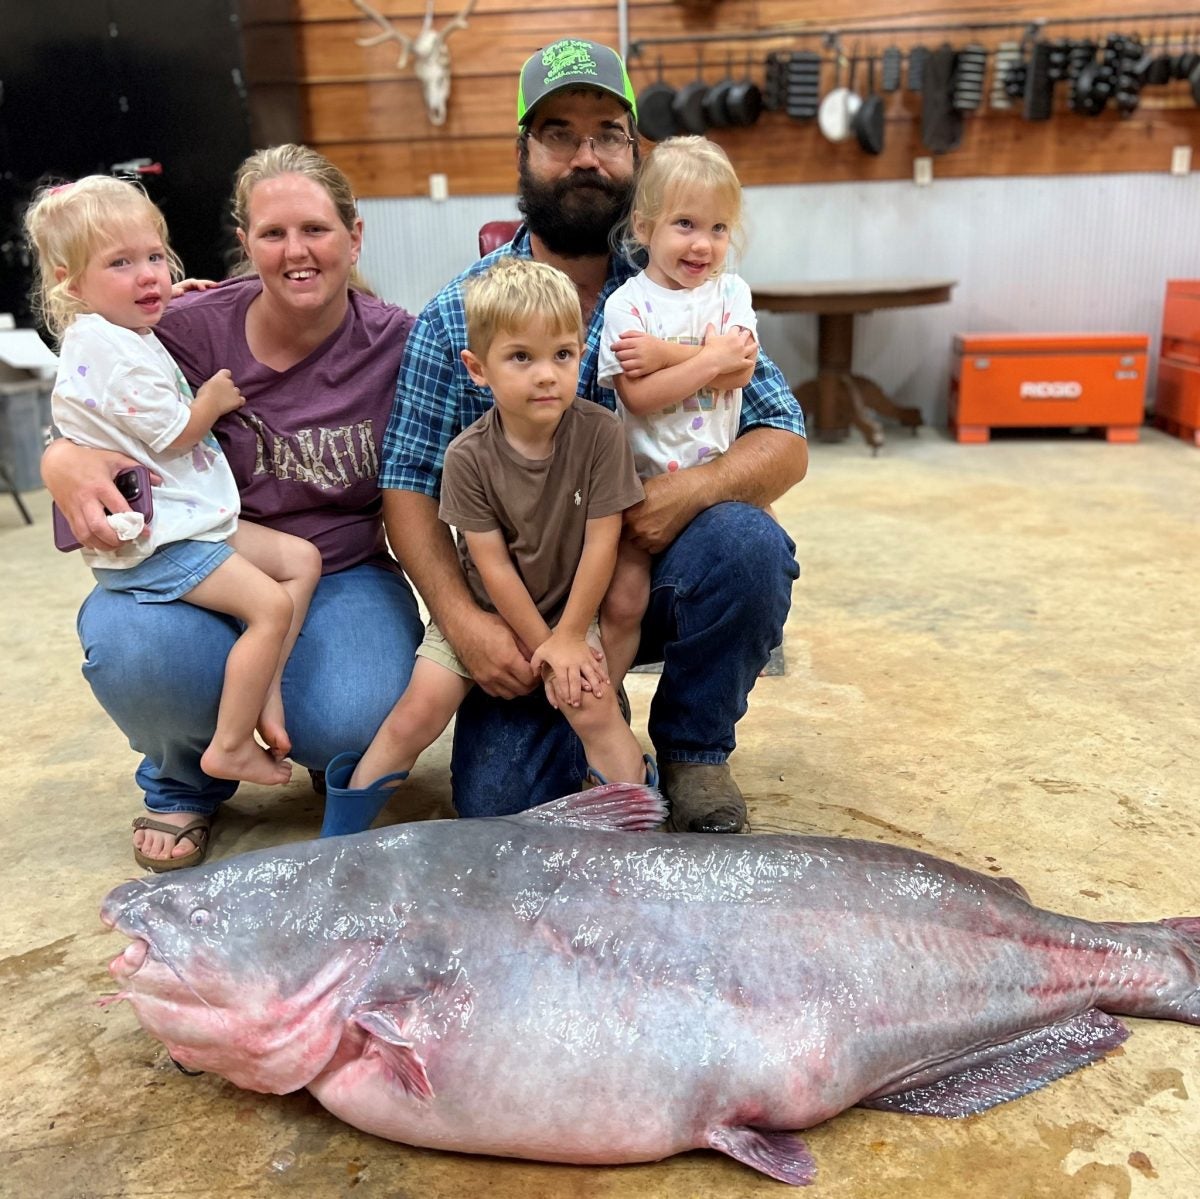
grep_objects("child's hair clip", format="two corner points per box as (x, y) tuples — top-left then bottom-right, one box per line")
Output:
(49, 182), (75, 195)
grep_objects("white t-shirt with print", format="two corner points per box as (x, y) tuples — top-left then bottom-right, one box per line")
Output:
(596, 270), (757, 479)
(52, 313), (240, 570)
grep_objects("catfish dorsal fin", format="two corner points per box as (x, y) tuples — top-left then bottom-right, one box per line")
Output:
(518, 783), (667, 831)
(354, 1008), (434, 1100)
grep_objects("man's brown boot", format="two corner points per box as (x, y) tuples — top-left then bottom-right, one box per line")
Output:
(661, 762), (747, 834)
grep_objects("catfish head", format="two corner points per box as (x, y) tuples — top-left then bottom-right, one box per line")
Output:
(100, 835), (413, 1093)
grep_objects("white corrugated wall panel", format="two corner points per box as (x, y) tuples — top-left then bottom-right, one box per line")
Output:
(360, 172), (1200, 424)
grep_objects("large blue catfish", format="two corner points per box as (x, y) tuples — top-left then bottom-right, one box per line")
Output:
(100, 785), (1200, 1186)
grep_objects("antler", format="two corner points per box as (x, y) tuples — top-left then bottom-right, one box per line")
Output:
(435, 0), (479, 48)
(349, 0), (479, 126)
(350, 0), (414, 70)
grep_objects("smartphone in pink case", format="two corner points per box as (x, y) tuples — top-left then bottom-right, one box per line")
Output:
(52, 465), (155, 552)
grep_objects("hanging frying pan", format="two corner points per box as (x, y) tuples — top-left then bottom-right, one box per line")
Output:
(818, 53), (861, 143)
(853, 56), (886, 154)
(725, 54), (764, 126)
(1174, 28), (1200, 80)
(702, 54), (737, 129)
(672, 49), (710, 135)
(637, 57), (679, 143)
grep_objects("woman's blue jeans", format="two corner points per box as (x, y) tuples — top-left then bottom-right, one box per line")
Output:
(77, 563), (422, 816)
(451, 502), (799, 817)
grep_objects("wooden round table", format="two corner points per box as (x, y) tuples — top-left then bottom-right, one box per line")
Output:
(751, 279), (957, 453)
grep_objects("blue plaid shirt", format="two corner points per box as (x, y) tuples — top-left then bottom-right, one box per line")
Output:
(379, 225), (806, 497)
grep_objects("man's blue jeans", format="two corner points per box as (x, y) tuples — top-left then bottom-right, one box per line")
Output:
(451, 502), (799, 817)
(77, 563), (422, 816)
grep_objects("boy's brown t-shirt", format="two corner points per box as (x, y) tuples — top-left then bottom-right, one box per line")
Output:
(439, 401), (643, 626)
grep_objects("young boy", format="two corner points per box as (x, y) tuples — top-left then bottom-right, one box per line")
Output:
(320, 258), (652, 836)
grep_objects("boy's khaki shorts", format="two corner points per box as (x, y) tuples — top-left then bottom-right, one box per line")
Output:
(415, 620), (473, 680)
(415, 618), (605, 683)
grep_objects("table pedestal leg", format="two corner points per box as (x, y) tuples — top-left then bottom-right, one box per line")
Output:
(849, 373), (922, 431)
(789, 312), (923, 451)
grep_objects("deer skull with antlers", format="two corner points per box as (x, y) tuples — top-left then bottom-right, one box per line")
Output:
(351, 0), (477, 126)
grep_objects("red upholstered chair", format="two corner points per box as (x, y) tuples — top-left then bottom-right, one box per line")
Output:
(478, 220), (521, 257)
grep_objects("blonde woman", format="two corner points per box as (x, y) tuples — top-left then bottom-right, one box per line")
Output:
(39, 147), (422, 869)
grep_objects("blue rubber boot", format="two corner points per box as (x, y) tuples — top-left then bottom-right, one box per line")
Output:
(585, 754), (659, 789)
(319, 751), (409, 838)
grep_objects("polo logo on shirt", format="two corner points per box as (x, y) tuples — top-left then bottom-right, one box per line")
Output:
(573, 489), (582, 506)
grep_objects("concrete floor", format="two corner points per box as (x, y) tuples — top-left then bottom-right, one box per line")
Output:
(2, 426), (1198, 1198)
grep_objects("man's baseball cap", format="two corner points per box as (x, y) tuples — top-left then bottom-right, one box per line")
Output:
(517, 39), (638, 128)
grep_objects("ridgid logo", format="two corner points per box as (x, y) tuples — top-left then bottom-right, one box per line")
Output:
(1019, 381), (1084, 399)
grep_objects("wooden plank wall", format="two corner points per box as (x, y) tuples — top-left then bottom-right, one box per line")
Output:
(239, 1), (1200, 197)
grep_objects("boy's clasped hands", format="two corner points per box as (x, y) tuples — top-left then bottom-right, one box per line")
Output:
(530, 625), (609, 710)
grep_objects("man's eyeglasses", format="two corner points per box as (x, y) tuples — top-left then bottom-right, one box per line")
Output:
(526, 127), (636, 161)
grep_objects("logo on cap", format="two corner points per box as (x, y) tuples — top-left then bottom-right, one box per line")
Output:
(542, 39), (599, 84)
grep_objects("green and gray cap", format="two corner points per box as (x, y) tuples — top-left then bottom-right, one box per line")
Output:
(517, 39), (638, 128)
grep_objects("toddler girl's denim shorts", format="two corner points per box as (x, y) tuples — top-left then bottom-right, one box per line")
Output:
(92, 538), (234, 603)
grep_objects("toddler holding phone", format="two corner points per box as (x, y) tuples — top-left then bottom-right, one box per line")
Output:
(25, 176), (321, 866)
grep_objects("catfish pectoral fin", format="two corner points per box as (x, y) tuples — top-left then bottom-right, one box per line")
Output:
(355, 1009), (434, 1100)
(706, 1125), (817, 1186)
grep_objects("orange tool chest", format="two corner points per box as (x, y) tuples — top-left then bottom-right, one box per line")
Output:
(949, 332), (1148, 443)
(1154, 280), (1200, 446)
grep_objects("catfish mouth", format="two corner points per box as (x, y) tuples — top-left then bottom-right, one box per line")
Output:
(100, 892), (219, 1022)
(109, 936), (151, 980)
(99, 896), (375, 1095)
(99, 921), (264, 1083)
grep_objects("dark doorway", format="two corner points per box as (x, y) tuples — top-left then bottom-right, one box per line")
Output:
(0, 1), (253, 330)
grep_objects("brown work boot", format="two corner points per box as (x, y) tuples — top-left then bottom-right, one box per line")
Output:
(661, 761), (747, 834)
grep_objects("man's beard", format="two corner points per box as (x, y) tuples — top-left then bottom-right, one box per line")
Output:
(517, 163), (634, 258)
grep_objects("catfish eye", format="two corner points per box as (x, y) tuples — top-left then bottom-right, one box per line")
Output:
(189, 908), (211, 928)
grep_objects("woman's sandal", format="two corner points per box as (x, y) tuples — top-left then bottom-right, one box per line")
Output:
(132, 815), (212, 873)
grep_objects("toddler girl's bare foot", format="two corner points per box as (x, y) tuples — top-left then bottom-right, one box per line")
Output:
(201, 739), (293, 786)
(257, 692), (291, 761)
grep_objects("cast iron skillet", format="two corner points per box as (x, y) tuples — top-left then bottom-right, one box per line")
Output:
(637, 58), (679, 143)
(725, 54), (764, 127)
(854, 56), (886, 154)
(673, 51), (710, 135)
(702, 54), (737, 129)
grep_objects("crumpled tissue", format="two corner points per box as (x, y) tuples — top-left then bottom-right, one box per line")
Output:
(106, 511), (145, 541)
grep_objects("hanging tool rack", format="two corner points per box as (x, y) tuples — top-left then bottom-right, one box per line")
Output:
(624, 9), (1200, 153)
(627, 10), (1200, 57)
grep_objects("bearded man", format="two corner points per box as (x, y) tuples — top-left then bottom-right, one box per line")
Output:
(379, 39), (807, 832)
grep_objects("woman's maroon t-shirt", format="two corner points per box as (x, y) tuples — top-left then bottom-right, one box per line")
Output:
(157, 277), (414, 574)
